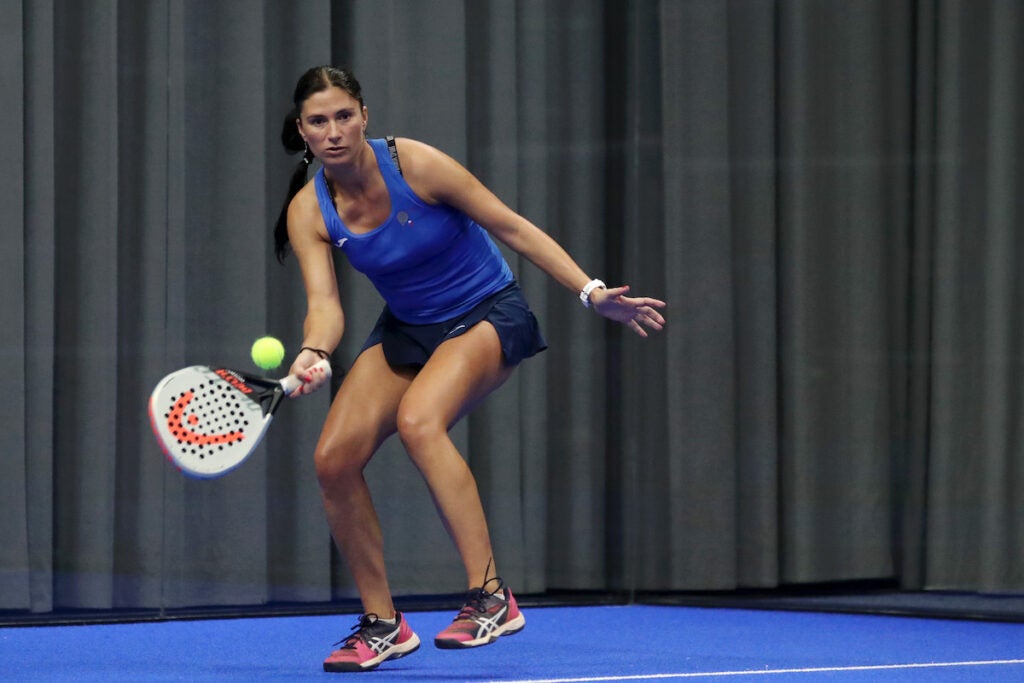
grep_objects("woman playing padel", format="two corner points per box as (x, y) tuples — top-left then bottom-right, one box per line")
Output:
(276, 65), (666, 673)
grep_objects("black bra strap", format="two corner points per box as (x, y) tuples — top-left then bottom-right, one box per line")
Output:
(386, 135), (403, 176)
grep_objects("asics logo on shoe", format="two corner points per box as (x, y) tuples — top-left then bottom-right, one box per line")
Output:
(368, 629), (399, 654)
(472, 605), (508, 638)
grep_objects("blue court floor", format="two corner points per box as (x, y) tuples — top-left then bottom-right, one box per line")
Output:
(1, 604), (1022, 681)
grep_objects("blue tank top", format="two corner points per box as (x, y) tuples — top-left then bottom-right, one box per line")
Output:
(314, 138), (514, 324)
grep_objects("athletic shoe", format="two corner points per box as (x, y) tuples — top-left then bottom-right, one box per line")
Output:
(323, 612), (421, 673)
(434, 578), (526, 649)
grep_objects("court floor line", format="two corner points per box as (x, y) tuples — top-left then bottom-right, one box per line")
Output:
(484, 658), (1024, 682)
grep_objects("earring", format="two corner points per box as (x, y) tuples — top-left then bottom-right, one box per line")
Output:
(302, 141), (311, 165)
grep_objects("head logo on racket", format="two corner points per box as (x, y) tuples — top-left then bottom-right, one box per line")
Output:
(164, 389), (247, 447)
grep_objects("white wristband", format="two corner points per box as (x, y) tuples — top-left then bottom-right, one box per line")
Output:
(579, 279), (606, 308)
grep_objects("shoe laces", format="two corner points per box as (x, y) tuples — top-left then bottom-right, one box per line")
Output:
(335, 613), (386, 648)
(456, 575), (506, 620)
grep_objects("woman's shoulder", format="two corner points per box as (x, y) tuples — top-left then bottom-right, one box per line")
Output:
(389, 136), (444, 163)
(287, 177), (327, 232)
(389, 138), (471, 200)
(291, 173), (322, 208)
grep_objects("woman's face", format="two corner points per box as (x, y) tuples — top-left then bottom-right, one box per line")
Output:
(297, 86), (368, 164)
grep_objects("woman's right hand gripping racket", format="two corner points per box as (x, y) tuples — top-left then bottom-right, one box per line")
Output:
(148, 359), (331, 479)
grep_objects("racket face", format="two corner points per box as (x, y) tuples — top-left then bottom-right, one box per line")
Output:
(148, 366), (275, 478)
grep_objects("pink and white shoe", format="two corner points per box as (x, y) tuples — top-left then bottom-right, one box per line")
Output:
(323, 612), (420, 672)
(434, 578), (526, 649)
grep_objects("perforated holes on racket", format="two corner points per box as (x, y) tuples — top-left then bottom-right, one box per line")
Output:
(163, 378), (253, 460)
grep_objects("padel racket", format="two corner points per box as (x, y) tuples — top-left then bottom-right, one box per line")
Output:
(148, 358), (331, 478)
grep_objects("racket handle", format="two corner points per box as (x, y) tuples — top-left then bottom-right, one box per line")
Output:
(280, 358), (332, 395)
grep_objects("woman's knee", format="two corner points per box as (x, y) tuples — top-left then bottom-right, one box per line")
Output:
(395, 404), (446, 456)
(313, 433), (374, 489)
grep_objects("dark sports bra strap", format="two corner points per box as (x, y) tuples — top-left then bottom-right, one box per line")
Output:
(386, 135), (403, 176)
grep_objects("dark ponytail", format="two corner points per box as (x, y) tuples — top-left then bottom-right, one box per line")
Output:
(274, 107), (313, 262)
(274, 66), (365, 262)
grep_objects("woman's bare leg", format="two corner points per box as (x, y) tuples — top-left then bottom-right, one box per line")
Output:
(314, 344), (415, 618)
(395, 322), (514, 589)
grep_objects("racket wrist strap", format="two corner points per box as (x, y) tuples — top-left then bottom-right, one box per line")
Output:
(301, 346), (330, 360)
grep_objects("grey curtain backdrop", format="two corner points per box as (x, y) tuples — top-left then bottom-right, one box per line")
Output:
(2, 0), (1022, 616)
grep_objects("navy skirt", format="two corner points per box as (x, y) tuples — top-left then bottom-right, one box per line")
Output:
(360, 282), (548, 368)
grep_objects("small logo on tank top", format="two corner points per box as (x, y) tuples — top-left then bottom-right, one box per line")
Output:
(396, 211), (412, 226)
(335, 237), (348, 248)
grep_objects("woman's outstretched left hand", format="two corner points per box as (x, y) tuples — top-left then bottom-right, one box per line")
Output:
(590, 285), (667, 337)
